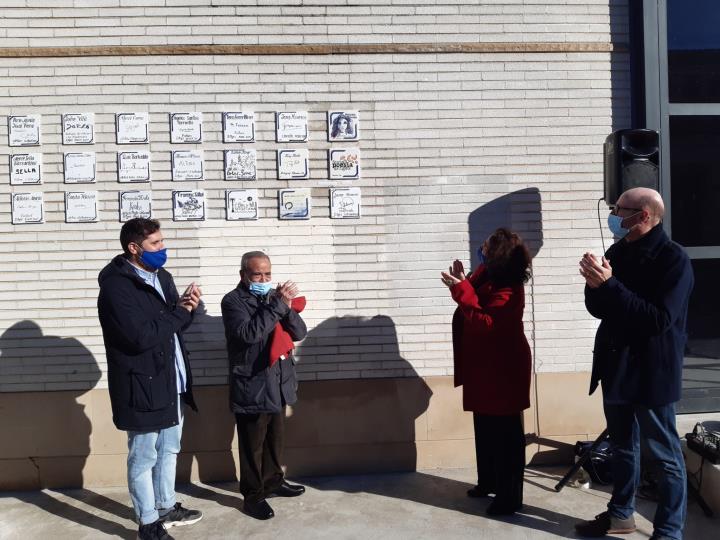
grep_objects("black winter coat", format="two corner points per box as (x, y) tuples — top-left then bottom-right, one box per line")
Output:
(586, 224), (694, 407)
(221, 284), (307, 414)
(97, 255), (197, 431)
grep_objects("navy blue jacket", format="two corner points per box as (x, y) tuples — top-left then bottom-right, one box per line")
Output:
(98, 255), (196, 431)
(221, 284), (307, 415)
(586, 224), (693, 407)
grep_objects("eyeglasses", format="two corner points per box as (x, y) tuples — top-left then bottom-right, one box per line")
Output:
(609, 205), (643, 216)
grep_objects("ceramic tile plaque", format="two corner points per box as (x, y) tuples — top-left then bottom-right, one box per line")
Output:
(224, 149), (257, 180)
(9, 153), (42, 185)
(278, 188), (311, 220)
(171, 150), (203, 181)
(223, 112), (255, 142)
(119, 190), (152, 221)
(117, 151), (151, 183)
(170, 112), (202, 143)
(62, 113), (95, 145)
(11, 192), (44, 224)
(226, 189), (259, 220)
(328, 148), (360, 179)
(64, 152), (96, 183)
(276, 111), (308, 142)
(8, 115), (41, 146)
(330, 187), (361, 219)
(328, 111), (359, 141)
(277, 149), (309, 180)
(65, 191), (99, 223)
(172, 189), (206, 221)
(116, 112), (149, 144)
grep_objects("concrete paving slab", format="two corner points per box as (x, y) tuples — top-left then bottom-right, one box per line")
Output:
(0, 467), (717, 539)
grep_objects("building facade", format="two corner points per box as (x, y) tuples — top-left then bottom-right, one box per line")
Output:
(1, 1), (635, 489)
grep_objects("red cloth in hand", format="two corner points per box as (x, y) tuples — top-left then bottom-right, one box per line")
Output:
(269, 296), (306, 367)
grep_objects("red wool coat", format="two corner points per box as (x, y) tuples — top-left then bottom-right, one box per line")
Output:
(450, 266), (531, 415)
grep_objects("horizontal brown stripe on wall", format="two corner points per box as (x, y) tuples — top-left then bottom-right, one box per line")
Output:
(0, 42), (626, 58)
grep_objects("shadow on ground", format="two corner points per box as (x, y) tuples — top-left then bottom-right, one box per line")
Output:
(298, 469), (584, 537)
(6, 489), (136, 539)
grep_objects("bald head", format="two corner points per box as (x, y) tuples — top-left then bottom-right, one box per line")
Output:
(619, 187), (665, 225)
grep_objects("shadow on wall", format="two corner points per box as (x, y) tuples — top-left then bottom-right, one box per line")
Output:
(287, 315), (433, 476)
(0, 320), (101, 488)
(0, 320), (136, 537)
(467, 187), (543, 268)
(177, 302), (238, 484)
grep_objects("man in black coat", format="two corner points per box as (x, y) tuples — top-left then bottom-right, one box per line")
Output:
(98, 218), (203, 540)
(221, 251), (308, 520)
(575, 188), (694, 540)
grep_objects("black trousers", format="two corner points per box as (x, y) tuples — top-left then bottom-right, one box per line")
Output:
(473, 412), (525, 507)
(235, 411), (285, 503)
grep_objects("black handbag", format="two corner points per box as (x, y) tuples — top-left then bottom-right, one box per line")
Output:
(574, 440), (614, 485)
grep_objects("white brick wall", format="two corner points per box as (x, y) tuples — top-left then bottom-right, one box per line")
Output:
(0, 1), (630, 391)
(1, 1), (626, 47)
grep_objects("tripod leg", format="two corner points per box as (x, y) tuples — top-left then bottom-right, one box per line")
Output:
(555, 429), (609, 492)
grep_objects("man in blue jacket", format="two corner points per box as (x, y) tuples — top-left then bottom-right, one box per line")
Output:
(575, 188), (693, 540)
(221, 251), (307, 520)
(98, 218), (203, 540)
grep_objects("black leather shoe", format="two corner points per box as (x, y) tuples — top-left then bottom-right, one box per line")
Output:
(243, 499), (274, 520)
(269, 481), (305, 497)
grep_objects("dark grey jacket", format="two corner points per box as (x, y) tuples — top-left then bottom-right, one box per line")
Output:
(221, 283), (307, 414)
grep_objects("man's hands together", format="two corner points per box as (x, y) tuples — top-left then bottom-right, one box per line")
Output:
(579, 252), (612, 289)
(276, 281), (299, 307)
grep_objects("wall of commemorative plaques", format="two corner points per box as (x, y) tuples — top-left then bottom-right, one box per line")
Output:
(5, 110), (362, 224)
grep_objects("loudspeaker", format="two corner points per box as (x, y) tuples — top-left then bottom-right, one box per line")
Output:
(603, 128), (659, 205)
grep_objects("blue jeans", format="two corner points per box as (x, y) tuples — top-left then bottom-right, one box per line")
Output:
(603, 402), (686, 540)
(127, 404), (184, 525)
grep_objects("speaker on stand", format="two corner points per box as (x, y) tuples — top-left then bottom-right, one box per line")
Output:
(603, 128), (660, 205)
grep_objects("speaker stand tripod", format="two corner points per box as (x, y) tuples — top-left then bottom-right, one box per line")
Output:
(554, 429), (608, 492)
(553, 429), (714, 517)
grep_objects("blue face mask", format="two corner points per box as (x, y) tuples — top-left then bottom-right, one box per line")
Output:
(607, 213), (632, 239)
(248, 281), (272, 296)
(476, 248), (486, 266)
(140, 248), (167, 270)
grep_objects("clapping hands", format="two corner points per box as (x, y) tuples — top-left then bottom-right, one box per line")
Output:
(579, 252), (612, 288)
(276, 280), (300, 307)
(441, 259), (466, 288)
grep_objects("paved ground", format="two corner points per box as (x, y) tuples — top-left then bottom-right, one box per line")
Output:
(0, 467), (717, 539)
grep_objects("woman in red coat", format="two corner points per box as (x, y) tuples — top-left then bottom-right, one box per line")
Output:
(441, 227), (532, 516)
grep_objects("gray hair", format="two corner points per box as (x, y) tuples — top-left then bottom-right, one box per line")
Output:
(240, 251), (270, 273)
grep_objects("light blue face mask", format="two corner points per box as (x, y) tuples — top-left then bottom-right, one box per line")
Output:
(248, 281), (272, 296)
(476, 247), (486, 266)
(607, 213), (637, 239)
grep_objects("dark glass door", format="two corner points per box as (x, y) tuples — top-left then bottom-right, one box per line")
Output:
(665, 0), (720, 412)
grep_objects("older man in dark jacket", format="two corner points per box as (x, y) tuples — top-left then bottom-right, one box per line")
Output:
(575, 188), (694, 540)
(221, 251), (307, 520)
(98, 218), (203, 540)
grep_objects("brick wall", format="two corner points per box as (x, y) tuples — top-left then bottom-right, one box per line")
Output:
(0, 1), (630, 392)
(0, 1), (627, 47)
